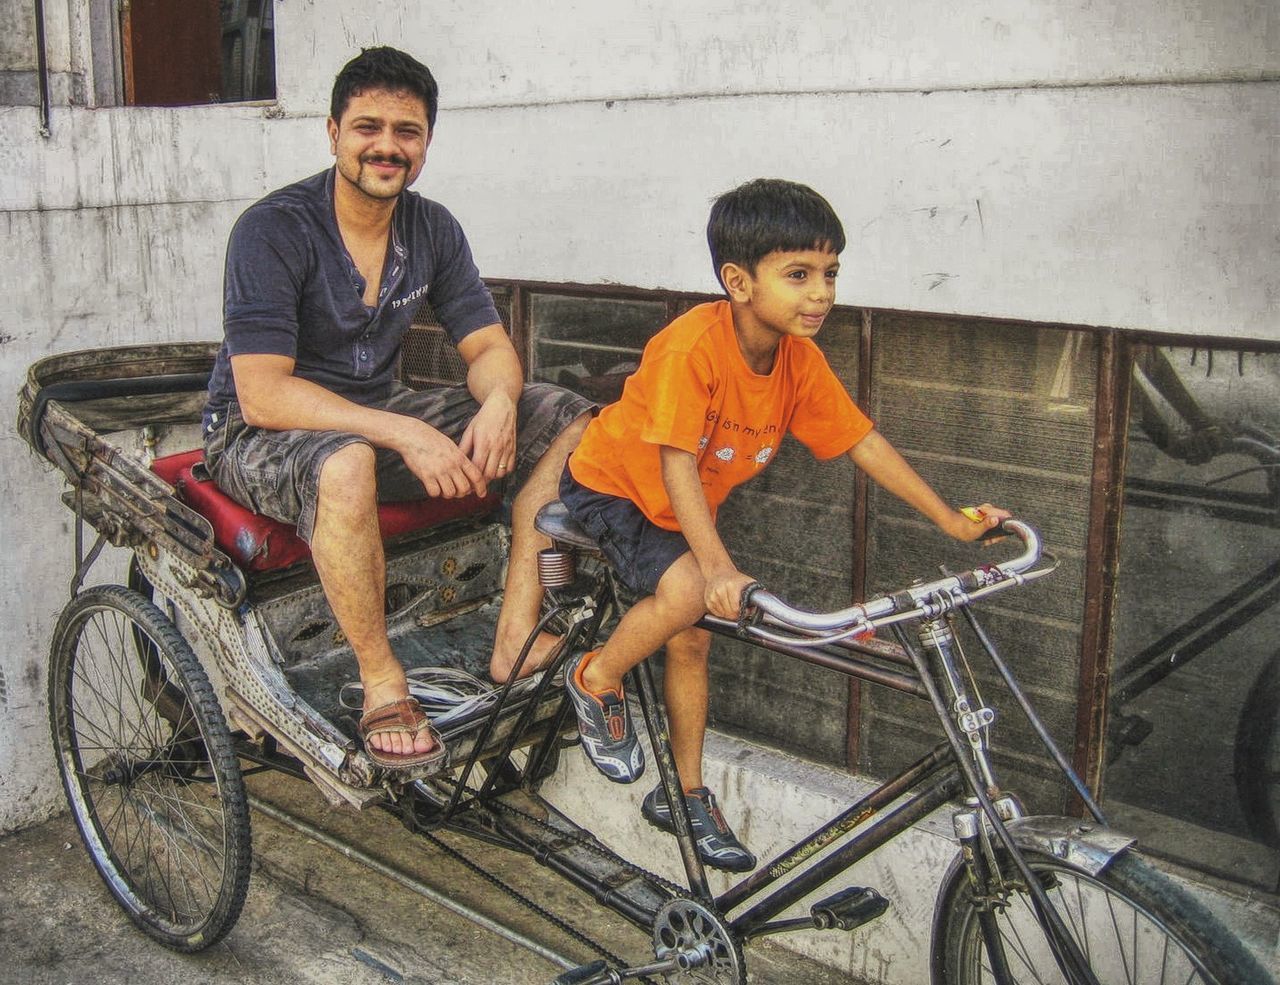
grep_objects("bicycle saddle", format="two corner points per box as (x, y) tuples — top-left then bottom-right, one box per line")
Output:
(534, 500), (599, 552)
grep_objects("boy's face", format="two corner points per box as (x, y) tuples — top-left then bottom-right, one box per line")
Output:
(724, 248), (840, 342)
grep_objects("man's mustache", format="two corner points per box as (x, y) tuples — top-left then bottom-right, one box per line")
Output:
(361, 155), (409, 168)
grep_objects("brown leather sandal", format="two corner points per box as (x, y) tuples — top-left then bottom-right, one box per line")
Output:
(357, 696), (447, 771)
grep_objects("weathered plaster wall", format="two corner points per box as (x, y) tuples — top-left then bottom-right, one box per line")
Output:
(1, 1), (1275, 840)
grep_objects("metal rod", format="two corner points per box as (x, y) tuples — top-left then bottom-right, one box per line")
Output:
(34, 0), (51, 136)
(634, 657), (712, 903)
(446, 603), (568, 816)
(740, 917), (814, 939)
(248, 795), (577, 971)
(476, 610), (580, 803)
(700, 615), (928, 698)
(1073, 329), (1130, 803)
(956, 602), (1108, 826)
(505, 831), (658, 930)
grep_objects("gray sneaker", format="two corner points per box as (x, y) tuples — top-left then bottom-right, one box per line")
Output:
(565, 651), (645, 783)
(641, 785), (756, 872)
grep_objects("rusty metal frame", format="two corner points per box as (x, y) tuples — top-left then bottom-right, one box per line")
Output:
(1072, 330), (1133, 808)
(846, 308), (875, 768)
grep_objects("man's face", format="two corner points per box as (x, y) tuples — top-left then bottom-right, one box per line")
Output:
(328, 88), (431, 202)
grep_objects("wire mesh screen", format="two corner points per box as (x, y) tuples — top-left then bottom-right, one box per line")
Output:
(399, 287), (512, 389)
(529, 293), (667, 404)
(859, 315), (1097, 812)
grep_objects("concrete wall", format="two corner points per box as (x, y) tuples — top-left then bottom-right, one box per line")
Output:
(1, 0), (1275, 841)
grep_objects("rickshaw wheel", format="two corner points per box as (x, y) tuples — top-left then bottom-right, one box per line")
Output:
(48, 584), (252, 951)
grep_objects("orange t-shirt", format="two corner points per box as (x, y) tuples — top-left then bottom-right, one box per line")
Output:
(568, 300), (873, 531)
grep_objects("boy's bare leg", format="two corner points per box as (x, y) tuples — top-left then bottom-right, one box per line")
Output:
(662, 627), (711, 791)
(581, 553), (706, 693)
(489, 412), (590, 682)
(310, 443), (431, 758)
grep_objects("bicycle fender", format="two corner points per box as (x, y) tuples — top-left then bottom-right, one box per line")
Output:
(1004, 815), (1137, 876)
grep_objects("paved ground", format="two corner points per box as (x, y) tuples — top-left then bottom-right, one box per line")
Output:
(0, 770), (857, 985)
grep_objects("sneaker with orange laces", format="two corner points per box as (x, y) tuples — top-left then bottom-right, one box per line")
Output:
(565, 650), (645, 783)
(641, 784), (756, 872)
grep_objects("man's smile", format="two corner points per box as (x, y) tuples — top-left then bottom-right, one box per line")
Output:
(363, 156), (408, 174)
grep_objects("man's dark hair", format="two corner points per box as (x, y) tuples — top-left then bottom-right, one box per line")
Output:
(330, 46), (439, 130)
(707, 178), (846, 291)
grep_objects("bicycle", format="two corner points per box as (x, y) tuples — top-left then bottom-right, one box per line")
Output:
(18, 342), (1273, 984)
(1114, 345), (1280, 854)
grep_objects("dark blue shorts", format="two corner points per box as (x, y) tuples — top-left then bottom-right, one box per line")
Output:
(558, 466), (690, 596)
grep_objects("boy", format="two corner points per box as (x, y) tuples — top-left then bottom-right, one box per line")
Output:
(560, 178), (1006, 871)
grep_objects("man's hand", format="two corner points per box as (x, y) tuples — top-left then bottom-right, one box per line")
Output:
(703, 565), (758, 620)
(456, 324), (521, 483)
(459, 389), (517, 483)
(946, 503), (1011, 542)
(397, 418), (488, 499)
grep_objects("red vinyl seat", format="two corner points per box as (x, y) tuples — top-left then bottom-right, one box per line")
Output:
(151, 449), (497, 574)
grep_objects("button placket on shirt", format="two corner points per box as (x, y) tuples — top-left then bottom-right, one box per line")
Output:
(347, 210), (409, 382)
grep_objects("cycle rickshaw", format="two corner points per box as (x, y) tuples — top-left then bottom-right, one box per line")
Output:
(17, 341), (1271, 984)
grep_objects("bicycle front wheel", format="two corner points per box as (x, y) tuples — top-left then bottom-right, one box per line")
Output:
(931, 846), (1270, 985)
(48, 584), (252, 951)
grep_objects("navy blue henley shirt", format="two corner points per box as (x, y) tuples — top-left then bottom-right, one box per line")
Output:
(203, 168), (500, 431)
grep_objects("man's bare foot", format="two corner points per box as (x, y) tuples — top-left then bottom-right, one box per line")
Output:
(361, 678), (437, 757)
(489, 629), (563, 683)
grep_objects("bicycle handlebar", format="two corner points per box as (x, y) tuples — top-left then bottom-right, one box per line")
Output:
(742, 519), (1053, 642)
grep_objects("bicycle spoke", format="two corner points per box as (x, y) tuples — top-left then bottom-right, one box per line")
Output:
(1001, 894), (1052, 983)
(946, 852), (1235, 985)
(74, 616), (208, 917)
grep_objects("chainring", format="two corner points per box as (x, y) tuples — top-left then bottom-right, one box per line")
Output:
(651, 899), (745, 984)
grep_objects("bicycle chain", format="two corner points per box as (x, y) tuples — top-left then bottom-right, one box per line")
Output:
(488, 794), (691, 901)
(424, 793), (706, 984)
(418, 825), (641, 977)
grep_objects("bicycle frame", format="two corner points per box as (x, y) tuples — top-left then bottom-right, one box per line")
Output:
(382, 515), (1130, 985)
(1114, 428), (1280, 720)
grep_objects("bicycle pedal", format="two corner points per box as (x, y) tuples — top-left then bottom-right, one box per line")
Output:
(551, 959), (612, 985)
(810, 886), (889, 931)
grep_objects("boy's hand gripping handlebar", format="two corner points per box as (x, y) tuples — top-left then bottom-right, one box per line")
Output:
(737, 519), (1054, 646)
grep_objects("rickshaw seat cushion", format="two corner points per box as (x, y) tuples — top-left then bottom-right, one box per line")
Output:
(150, 449), (498, 574)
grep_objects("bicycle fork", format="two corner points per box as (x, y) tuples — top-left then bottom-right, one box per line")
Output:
(907, 610), (1103, 985)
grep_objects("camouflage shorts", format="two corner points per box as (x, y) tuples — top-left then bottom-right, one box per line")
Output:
(203, 381), (594, 542)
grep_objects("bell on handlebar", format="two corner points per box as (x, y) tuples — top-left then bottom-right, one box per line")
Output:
(537, 547), (577, 588)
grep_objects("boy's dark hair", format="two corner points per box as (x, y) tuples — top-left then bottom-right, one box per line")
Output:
(707, 179), (846, 290)
(330, 47), (439, 131)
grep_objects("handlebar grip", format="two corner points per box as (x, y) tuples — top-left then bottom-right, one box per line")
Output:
(961, 506), (1010, 544)
(737, 581), (765, 628)
(978, 519), (1010, 543)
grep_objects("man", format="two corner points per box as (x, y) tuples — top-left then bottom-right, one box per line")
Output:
(202, 47), (592, 769)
